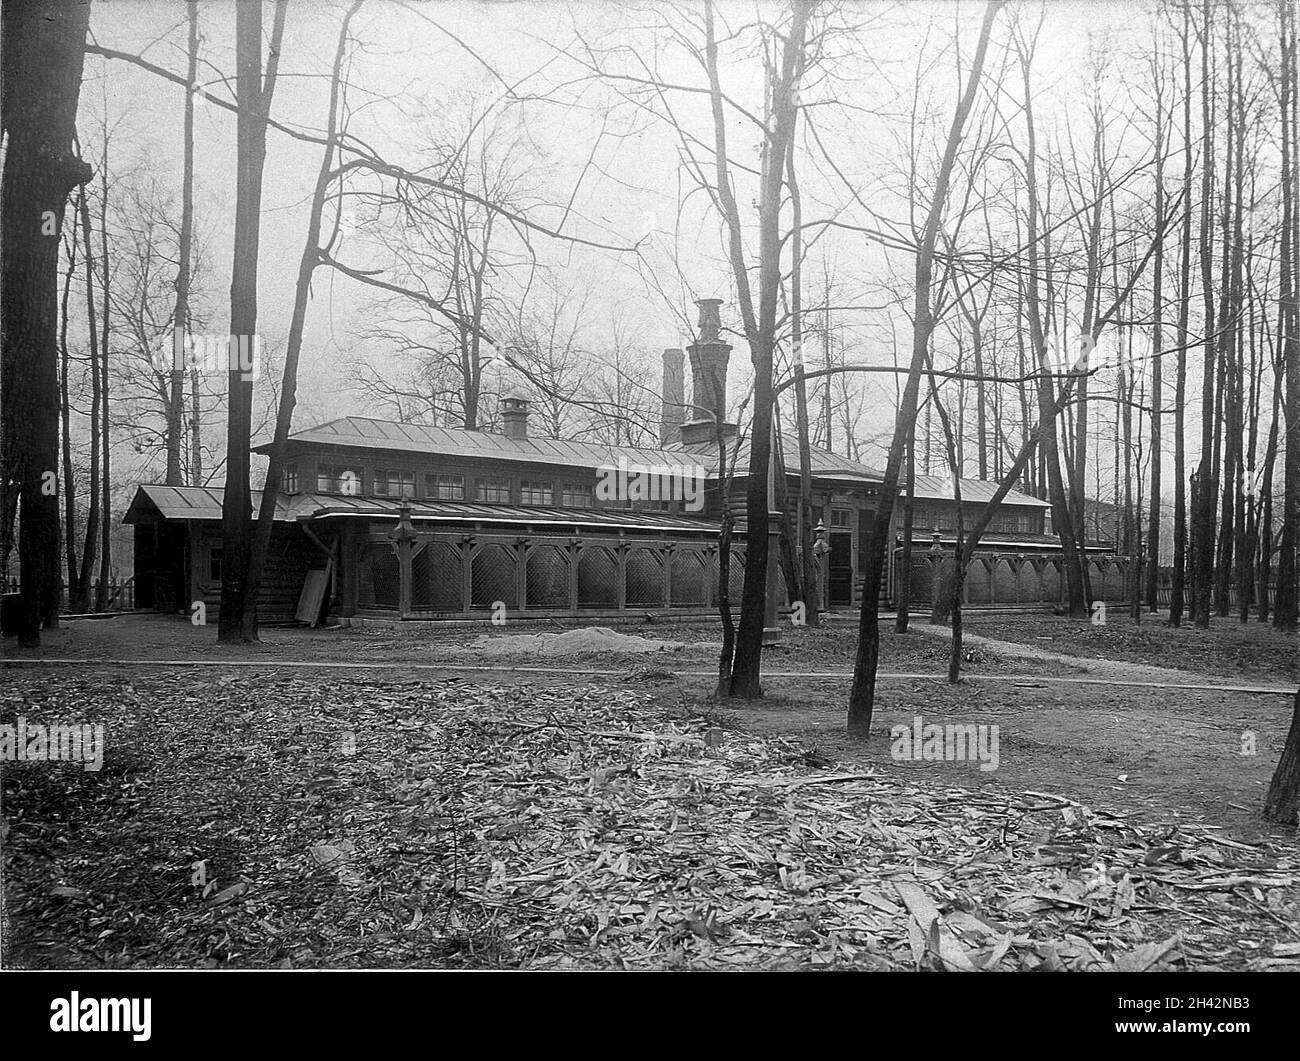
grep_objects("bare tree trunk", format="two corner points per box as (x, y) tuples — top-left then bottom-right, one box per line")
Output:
(95, 145), (111, 613)
(895, 423), (916, 632)
(1258, 310), (1282, 622)
(787, 126), (819, 628)
(1171, 0), (1194, 627)
(219, 0), (286, 642)
(244, 2), (359, 634)
(1275, 0), (1300, 631)
(1146, 41), (1166, 613)
(1020, 30), (1088, 619)
(1191, 0), (1218, 629)
(0, 0), (93, 643)
(59, 225), (78, 610)
(848, 0), (1003, 733)
(1264, 689), (1300, 825)
(74, 185), (100, 614)
(166, 1), (199, 486)
(697, 0), (808, 699)
(191, 367), (202, 483)
(714, 416), (736, 699)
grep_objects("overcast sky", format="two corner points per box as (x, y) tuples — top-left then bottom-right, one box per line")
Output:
(84, 0), (1210, 484)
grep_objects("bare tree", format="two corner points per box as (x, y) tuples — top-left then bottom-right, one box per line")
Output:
(847, 0), (1004, 733)
(218, 0), (287, 643)
(0, 0), (94, 642)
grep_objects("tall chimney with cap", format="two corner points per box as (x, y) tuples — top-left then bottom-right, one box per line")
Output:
(679, 298), (736, 445)
(659, 348), (686, 446)
(500, 396), (530, 439)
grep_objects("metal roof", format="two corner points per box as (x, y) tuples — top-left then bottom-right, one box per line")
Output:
(901, 531), (1114, 552)
(124, 485), (719, 534)
(238, 413), (1047, 509)
(306, 495), (719, 533)
(254, 416), (707, 473)
(123, 485), (307, 524)
(908, 472), (1050, 508)
(694, 434), (1049, 508)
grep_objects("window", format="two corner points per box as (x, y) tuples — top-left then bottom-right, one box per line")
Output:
(374, 468), (416, 498)
(562, 482), (595, 508)
(830, 508), (852, 528)
(476, 477), (512, 503)
(426, 473), (465, 501)
(992, 513), (1033, 535)
(520, 480), (553, 506)
(317, 465), (360, 495)
(208, 547), (223, 582)
(283, 464), (299, 494)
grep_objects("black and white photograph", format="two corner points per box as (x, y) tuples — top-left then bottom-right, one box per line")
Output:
(1, 0), (1298, 1037)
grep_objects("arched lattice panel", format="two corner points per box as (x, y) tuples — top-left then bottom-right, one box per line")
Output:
(626, 548), (665, 607)
(726, 549), (747, 603)
(1015, 562), (1039, 602)
(965, 560), (992, 603)
(993, 557), (1018, 601)
(412, 541), (463, 612)
(577, 547), (617, 608)
(526, 545), (570, 609)
(471, 543), (518, 609)
(357, 543), (399, 609)
(905, 557), (934, 604)
(1041, 560), (1062, 602)
(669, 550), (707, 606)
(1103, 562), (1125, 601)
(1087, 562), (1107, 601)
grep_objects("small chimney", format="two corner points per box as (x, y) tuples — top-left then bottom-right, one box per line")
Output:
(680, 298), (735, 445)
(659, 348), (686, 446)
(500, 396), (529, 439)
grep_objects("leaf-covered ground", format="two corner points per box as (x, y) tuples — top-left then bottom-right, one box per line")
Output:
(962, 613), (1300, 684)
(3, 665), (1298, 970)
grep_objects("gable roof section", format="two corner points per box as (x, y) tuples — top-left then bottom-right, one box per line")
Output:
(690, 435), (1049, 508)
(253, 415), (1049, 509)
(123, 484), (718, 534)
(124, 485), (312, 523)
(254, 416), (705, 473)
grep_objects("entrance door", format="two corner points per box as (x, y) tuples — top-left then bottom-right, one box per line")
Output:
(828, 533), (853, 606)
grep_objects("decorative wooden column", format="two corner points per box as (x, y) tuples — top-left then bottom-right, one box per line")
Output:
(928, 532), (945, 617)
(567, 537), (581, 615)
(616, 533), (628, 612)
(456, 534), (474, 618)
(387, 502), (417, 619)
(763, 421), (781, 645)
(813, 520), (830, 615)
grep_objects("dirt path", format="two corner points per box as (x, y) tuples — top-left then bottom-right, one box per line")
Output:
(909, 621), (1294, 690)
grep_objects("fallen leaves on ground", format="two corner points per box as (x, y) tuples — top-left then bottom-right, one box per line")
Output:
(2, 670), (1297, 970)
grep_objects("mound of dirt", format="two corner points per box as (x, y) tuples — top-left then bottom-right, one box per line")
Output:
(470, 626), (685, 657)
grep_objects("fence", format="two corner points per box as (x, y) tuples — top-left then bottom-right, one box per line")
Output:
(355, 530), (745, 618)
(896, 550), (1131, 607)
(1148, 567), (1278, 609)
(2, 577), (136, 612)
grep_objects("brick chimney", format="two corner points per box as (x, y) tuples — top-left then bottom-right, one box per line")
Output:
(680, 298), (736, 445)
(500, 396), (530, 439)
(659, 348), (686, 446)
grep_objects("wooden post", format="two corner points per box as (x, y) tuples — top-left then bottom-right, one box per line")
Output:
(616, 533), (627, 611)
(387, 502), (416, 619)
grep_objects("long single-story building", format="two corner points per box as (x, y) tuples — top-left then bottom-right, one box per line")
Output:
(124, 300), (1117, 623)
